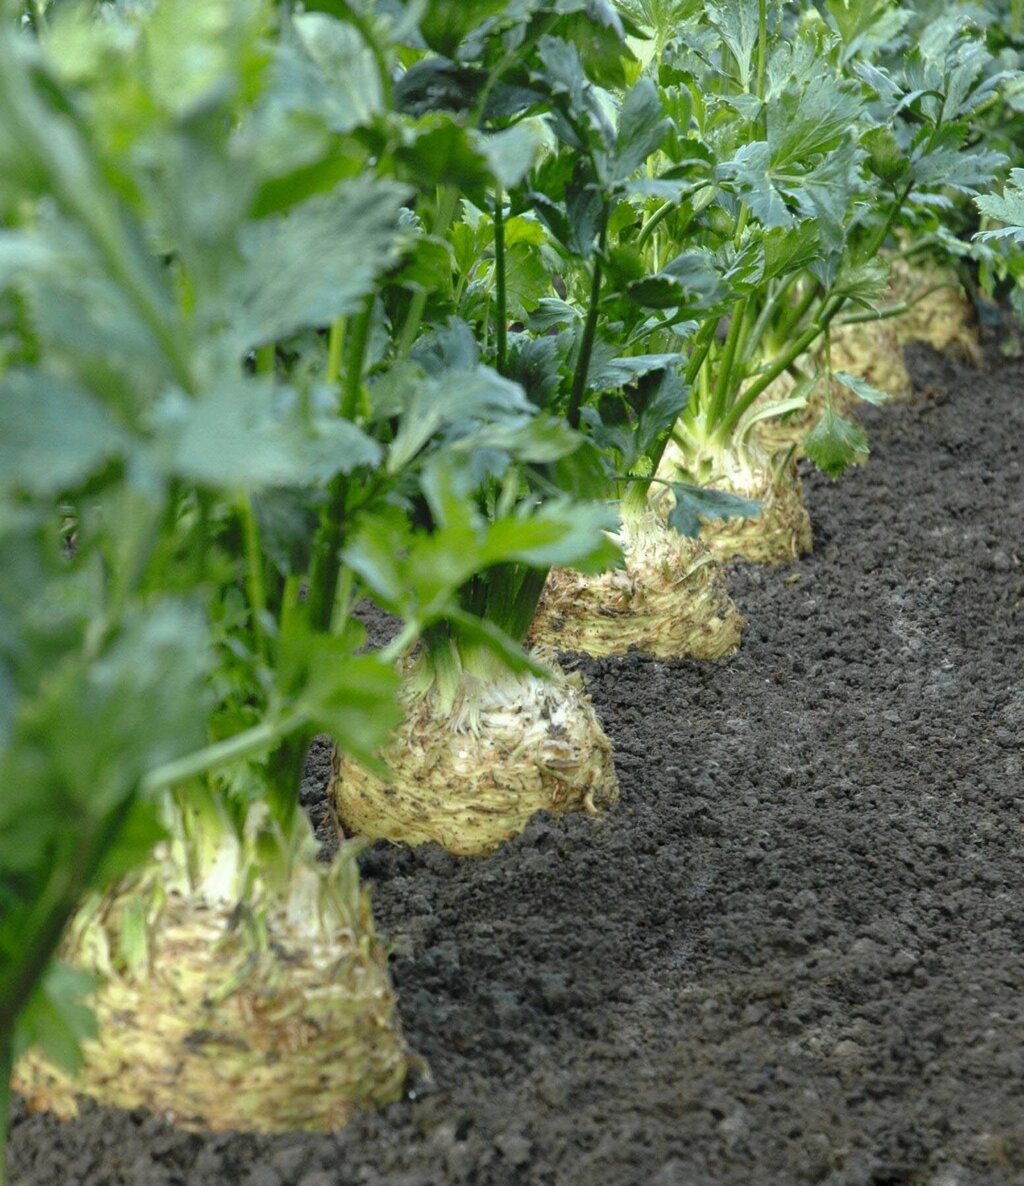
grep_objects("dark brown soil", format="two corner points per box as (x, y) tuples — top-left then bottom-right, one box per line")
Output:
(9, 341), (1024, 1186)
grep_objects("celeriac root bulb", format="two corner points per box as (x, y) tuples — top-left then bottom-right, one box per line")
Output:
(657, 441), (812, 565)
(331, 653), (619, 857)
(15, 826), (410, 1131)
(528, 504), (743, 660)
(827, 316), (913, 401)
(888, 254), (982, 364)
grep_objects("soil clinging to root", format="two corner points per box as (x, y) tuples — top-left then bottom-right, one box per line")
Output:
(10, 337), (1024, 1186)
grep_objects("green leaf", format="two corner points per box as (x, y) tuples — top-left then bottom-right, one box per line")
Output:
(92, 798), (168, 887)
(767, 74), (859, 170)
(480, 501), (620, 572)
(804, 406), (869, 477)
(382, 346), (544, 475)
(588, 350), (684, 391)
(391, 234), (455, 297)
(706, 0), (761, 89)
(911, 138), (1008, 201)
(828, 259), (889, 307)
(667, 482), (761, 539)
(0, 602), (213, 831)
(393, 58), (487, 118)
(627, 249), (729, 312)
(506, 334), (566, 409)
(635, 368), (690, 457)
(478, 122), (549, 189)
(290, 12), (385, 133)
(718, 141), (793, 228)
(156, 378), (377, 491)
(551, 1), (634, 90)
(824, 0), (895, 50)
(144, 0), (264, 118)
(394, 121), (491, 192)
(279, 623), (402, 770)
(762, 221), (821, 279)
(345, 507), (481, 624)
(252, 488), (321, 576)
(862, 126), (909, 186)
(565, 182), (607, 258)
(0, 217), (174, 393)
(796, 140), (860, 252)
(419, 0), (507, 57)
(504, 241), (552, 319)
(0, 231), (57, 289)
(445, 608), (548, 677)
(234, 179), (408, 350)
(833, 370), (891, 407)
(614, 79), (670, 180)
(346, 481), (618, 626)
(305, 414), (383, 483)
(975, 169), (1024, 242)
(13, 961), (100, 1073)
(536, 36), (615, 152)
(341, 509), (409, 612)
(581, 403), (636, 468)
(0, 370), (127, 496)
(0, 660), (15, 752)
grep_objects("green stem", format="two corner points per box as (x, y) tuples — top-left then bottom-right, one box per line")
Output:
(755, 0), (767, 112)
(835, 282), (954, 325)
(769, 278), (820, 350)
(717, 179), (915, 440)
(305, 298), (375, 633)
(717, 312), (826, 438)
(741, 277), (790, 365)
(684, 318), (719, 386)
(567, 214), (609, 430)
(695, 0), (763, 434)
(255, 343), (275, 376)
(637, 198), (675, 249)
(340, 298), (373, 421)
(396, 296), (429, 364)
(379, 620), (421, 665)
(264, 730), (314, 835)
(238, 495), (269, 662)
(326, 316), (345, 388)
(865, 180), (915, 266)
(493, 185), (508, 376)
(141, 713), (307, 795)
(396, 187), (460, 359)
(305, 499), (349, 634)
(622, 475), (653, 517)
(502, 567), (552, 644)
(707, 295), (748, 428)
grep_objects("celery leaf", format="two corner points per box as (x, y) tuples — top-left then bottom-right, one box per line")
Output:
(804, 406), (869, 477)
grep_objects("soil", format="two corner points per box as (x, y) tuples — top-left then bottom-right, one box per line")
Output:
(9, 338), (1024, 1186)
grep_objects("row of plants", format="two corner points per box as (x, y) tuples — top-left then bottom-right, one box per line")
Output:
(2, 0), (1021, 1177)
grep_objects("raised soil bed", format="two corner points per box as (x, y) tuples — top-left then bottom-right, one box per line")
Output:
(10, 337), (1024, 1185)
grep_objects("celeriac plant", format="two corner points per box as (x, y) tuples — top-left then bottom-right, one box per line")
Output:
(619, 1), (1012, 562)
(359, 0), (755, 662)
(324, 0), (639, 848)
(0, 0), (622, 1159)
